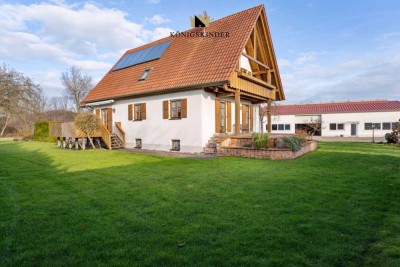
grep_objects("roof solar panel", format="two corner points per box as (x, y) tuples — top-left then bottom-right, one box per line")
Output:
(113, 41), (172, 71)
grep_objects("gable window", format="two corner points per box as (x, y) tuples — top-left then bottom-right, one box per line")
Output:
(170, 100), (181, 119)
(139, 68), (152, 81)
(171, 140), (180, 151)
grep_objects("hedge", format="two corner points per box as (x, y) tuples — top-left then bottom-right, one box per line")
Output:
(33, 121), (57, 142)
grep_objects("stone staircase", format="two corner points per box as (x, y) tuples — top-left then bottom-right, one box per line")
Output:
(203, 134), (230, 155)
(110, 134), (124, 149)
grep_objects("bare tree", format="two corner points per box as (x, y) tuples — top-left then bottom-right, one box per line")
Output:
(61, 66), (92, 113)
(74, 112), (101, 149)
(0, 64), (44, 136)
(303, 118), (324, 140)
(49, 96), (69, 111)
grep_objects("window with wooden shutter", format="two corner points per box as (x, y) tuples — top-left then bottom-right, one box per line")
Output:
(128, 104), (133, 120)
(181, 99), (187, 118)
(134, 104), (141, 120)
(163, 100), (169, 119)
(170, 100), (181, 119)
(215, 99), (220, 133)
(227, 101), (231, 132)
(141, 103), (146, 120)
(250, 105), (253, 131)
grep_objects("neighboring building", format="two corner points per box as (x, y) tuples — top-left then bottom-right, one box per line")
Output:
(269, 100), (400, 137)
(82, 5), (284, 152)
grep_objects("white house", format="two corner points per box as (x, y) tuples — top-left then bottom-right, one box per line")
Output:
(82, 5), (284, 153)
(268, 100), (400, 138)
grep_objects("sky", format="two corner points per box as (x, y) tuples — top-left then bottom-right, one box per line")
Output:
(0, 0), (399, 104)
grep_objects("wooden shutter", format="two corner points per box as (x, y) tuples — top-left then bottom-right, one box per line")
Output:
(95, 109), (100, 117)
(128, 104), (133, 120)
(250, 105), (253, 131)
(227, 101), (232, 132)
(181, 99), (187, 118)
(141, 103), (146, 120)
(107, 108), (113, 131)
(215, 99), (220, 133)
(163, 100), (169, 119)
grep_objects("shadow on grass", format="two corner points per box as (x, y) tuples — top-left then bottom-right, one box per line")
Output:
(0, 140), (399, 266)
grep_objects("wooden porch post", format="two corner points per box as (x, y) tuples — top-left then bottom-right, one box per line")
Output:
(267, 99), (272, 133)
(235, 89), (241, 135)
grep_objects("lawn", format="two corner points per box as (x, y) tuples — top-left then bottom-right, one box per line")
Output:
(0, 139), (399, 266)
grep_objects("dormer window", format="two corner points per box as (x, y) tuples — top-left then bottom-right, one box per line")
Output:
(139, 68), (152, 81)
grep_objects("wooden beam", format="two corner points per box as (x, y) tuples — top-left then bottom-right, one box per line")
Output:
(267, 99), (272, 133)
(241, 52), (270, 70)
(252, 70), (268, 75)
(237, 71), (275, 89)
(217, 92), (234, 98)
(235, 89), (240, 135)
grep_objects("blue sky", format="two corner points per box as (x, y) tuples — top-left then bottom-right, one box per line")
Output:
(0, 0), (399, 104)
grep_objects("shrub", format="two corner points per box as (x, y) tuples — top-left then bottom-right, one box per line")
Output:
(284, 136), (306, 152)
(252, 133), (269, 149)
(33, 121), (57, 142)
(295, 129), (309, 140)
(274, 138), (285, 149)
(385, 131), (399, 144)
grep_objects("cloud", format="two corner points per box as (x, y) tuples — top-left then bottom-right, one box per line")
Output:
(145, 14), (170, 25)
(0, 1), (174, 97)
(279, 51), (400, 104)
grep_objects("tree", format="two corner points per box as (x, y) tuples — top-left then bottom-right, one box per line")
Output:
(74, 112), (101, 149)
(0, 64), (45, 136)
(303, 118), (323, 140)
(61, 66), (92, 113)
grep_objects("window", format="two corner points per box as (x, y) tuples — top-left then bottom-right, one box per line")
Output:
(134, 104), (142, 120)
(382, 122), (391, 130)
(271, 124), (291, 131)
(373, 123), (381, 130)
(220, 102), (226, 129)
(139, 68), (152, 81)
(365, 123), (381, 130)
(135, 139), (142, 149)
(170, 100), (181, 119)
(337, 124), (344, 130)
(171, 140), (180, 151)
(330, 123), (337, 130)
(392, 122), (399, 130)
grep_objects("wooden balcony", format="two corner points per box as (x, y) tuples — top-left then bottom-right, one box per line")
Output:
(229, 70), (276, 100)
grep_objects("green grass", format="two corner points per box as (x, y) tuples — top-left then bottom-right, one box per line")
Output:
(0, 139), (399, 266)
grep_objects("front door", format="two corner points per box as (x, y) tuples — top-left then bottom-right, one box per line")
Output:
(220, 102), (226, 132)
(351, 124), (357, 136)
(101, 108), (113, 132)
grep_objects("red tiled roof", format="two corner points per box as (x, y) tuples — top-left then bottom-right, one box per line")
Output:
(273, 100), (400, 115)
(84, 5), (264, 103)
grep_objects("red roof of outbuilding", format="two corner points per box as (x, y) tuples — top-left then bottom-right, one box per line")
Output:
(273, 100), (400, 115)
(83, 5), (265, 103)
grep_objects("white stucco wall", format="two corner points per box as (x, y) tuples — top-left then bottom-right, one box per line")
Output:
(321, 111), (400, 137)
(91, 89), (257, 153)
(269, 111), (400, 137)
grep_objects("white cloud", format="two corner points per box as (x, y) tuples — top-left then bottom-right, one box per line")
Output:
(145, 14), (170, 25)
(0, 1), (174, 97)
(279, 51), (400, 104)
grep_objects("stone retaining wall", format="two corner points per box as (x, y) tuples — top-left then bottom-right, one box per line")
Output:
(217, 140), (317, 160)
